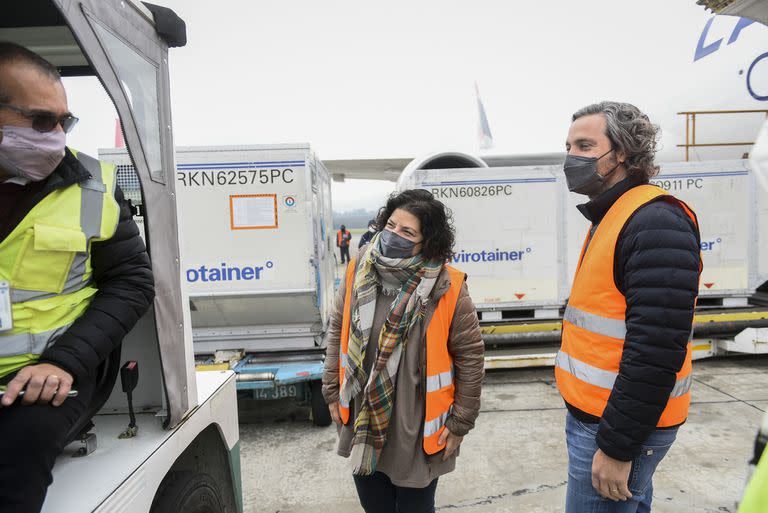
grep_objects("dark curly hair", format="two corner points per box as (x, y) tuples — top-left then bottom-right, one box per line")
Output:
(375, 189), (455, 263)
(572, 101), (661, 180)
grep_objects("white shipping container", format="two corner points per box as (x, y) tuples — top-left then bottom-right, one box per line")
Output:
(399, 165), (569, 313)
(101, 144), (336, 352)
(750, 120), (768, 290)
(759, 179), (768, 288)
(402, 157), (766, 316)
(567, 160), (763, 300)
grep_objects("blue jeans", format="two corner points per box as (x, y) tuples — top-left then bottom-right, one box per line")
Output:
(565, 412), (678, 513)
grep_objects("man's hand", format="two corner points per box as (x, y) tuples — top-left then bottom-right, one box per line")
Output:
(0, 363), (73, 407)
(437, 427), (464, 461)
(329, 401), (342, 425)
(592, 448), (633, 501)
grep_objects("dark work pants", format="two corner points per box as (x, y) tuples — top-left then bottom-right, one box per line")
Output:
(353, 472), (438, 513)
(0, 371), (95, 513)
(340, 246), (351, 264)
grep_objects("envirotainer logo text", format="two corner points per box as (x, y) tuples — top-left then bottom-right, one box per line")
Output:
(452, 248), (532, 264)
(186, 261), (274, 282)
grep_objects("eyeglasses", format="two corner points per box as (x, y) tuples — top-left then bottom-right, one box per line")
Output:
(0, 103), (79, 133)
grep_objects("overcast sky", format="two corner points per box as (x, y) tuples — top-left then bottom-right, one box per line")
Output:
(63, 0), (768, 211)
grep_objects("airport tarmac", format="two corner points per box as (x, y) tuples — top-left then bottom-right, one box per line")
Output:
(238, 356), (767, 513)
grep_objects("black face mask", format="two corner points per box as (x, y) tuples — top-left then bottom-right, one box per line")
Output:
(563, 149), (621, 197)
(379, 229), (419, 258)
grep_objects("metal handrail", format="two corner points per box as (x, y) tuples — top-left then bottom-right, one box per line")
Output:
(677, 109), (768, 161)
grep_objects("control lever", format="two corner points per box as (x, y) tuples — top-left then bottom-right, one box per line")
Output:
(118, 361), (139, 439)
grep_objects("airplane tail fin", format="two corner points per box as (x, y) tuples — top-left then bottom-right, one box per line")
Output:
(476, 82), (494, 150)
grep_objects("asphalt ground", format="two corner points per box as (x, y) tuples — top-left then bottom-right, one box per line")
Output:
(238, 356), (768, 513)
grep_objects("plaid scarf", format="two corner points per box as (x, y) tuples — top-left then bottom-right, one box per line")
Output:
(341, 231), (443, 475)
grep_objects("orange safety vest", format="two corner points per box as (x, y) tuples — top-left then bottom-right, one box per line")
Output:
(338, 257), (465, 455)
(337, 230), (349, 247)
(556, 185), (700, 427)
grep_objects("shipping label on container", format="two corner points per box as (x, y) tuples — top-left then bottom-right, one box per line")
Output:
(566, 160), (755, 296)
(415, 167), (564, 307)
(174, 151), (313, 296)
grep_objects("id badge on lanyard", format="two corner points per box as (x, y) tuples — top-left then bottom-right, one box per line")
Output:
(0, 281), (12, 333)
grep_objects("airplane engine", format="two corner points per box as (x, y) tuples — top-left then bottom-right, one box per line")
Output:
(397, 151), (486, 190)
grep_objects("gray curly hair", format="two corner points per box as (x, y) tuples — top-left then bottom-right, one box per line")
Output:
(572, 101), (660, 180)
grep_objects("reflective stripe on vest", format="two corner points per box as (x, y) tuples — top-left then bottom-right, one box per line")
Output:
(424, 410), (451, 438)
(335, 256), (465, 454)
(563, 305), (626, 341)
(0, 150), (119, 370)
(425, 368), (453, 394)
(555, 350), (692, 399)
(556, 185), (699, 427)
(0, 324), (72, 357)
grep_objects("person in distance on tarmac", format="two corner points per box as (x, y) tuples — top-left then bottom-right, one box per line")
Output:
(337, 224), (352, 264)
(358, 219), (377, 249)
(322, 189), (484, 513)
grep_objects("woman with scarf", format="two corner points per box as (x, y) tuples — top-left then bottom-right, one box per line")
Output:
(322, 189), (484, 513)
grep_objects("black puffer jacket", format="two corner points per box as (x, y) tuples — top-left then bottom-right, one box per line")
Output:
(3, 149), (155, 383)
(567, 175), (701, 462)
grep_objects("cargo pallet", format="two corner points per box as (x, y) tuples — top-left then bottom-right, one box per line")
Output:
(196, 350), (331, 426)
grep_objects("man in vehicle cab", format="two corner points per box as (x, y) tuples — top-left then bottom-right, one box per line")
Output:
(0, 42), (154, 513)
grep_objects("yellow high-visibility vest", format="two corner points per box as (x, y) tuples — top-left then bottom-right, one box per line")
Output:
(738, 449), (768, 513)
(0, 150), (119, 378)
(738, 414), (768, 513)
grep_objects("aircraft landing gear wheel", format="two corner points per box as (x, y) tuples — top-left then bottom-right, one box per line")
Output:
(151, 471), (225, 513)
(310, 380), (332, 427)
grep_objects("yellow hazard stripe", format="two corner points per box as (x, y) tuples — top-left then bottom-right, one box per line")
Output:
(480, 310), (768, 335)
(693, 311), (768, 323)
(481, 322), (562, 335)
(196, 363), (231, 371)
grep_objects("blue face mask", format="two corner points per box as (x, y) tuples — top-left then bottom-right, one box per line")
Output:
(563, 149), (620, 197)
(379, 229), (418, 258)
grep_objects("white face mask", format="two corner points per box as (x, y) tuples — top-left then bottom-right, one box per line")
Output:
(0, 125), (66, 182)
